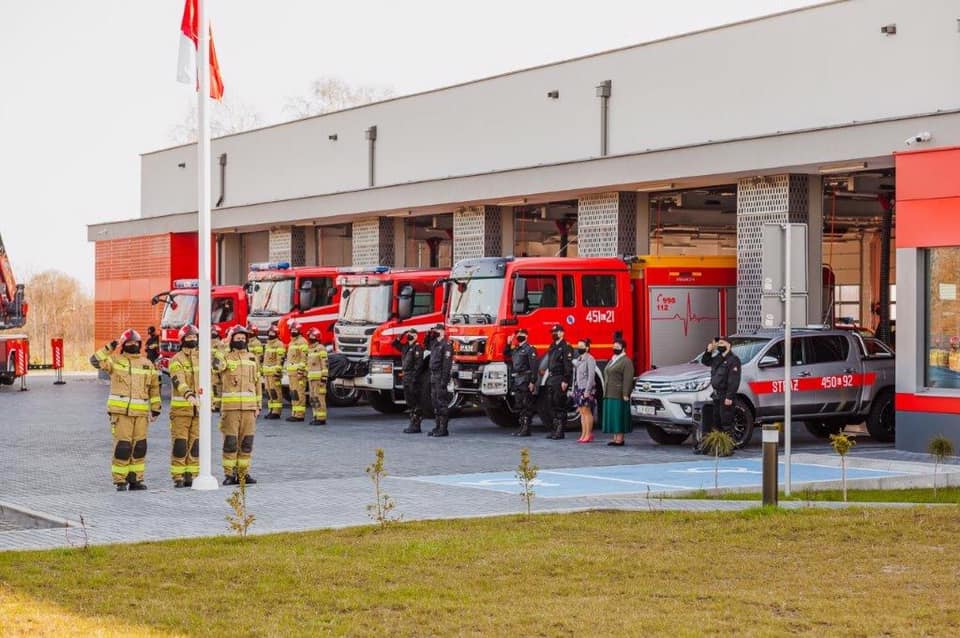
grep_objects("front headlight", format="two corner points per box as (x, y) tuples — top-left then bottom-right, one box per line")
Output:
(370, 362), (394, 375)
(671, 378), (711, 393)
(486, 369), (507, 380)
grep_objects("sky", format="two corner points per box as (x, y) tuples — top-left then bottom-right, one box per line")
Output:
(0, 0), (820, 292)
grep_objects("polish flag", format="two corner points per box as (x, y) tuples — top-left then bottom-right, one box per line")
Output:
(176, 0), (224, 100)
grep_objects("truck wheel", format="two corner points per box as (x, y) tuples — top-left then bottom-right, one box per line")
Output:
(804, 421), (844, 439)
(484, 399), (519, 429)
(0, 373), (14, 386)
(866, 391), (895, 443)
(729, 398), (755, 449)
(326, 379), (360, 407)
(644, 423), (689, 445)
(366, 390), (406, 414)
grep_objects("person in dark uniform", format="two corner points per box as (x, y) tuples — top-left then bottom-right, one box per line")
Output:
(695, 336), (742, 454)
(504, 328), (538, 437)
(427, 323), (454, 437)
(544, 324), (574, 440)
(145, 326), (160, 365)
(393, 328), (425, 434)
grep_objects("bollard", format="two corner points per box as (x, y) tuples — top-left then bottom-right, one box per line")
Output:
(762, 424), (779, 507)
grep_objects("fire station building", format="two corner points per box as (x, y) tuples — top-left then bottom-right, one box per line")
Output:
(89, 0), (960, 452)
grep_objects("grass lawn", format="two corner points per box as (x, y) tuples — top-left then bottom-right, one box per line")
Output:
(680, 486), (960, 503)
(2, 508), (960, 636)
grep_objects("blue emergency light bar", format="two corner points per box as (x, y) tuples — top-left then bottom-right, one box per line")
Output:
(249, 261), (291, 272)
(336, 265), (390, 274)
(173, 279), (199, 289)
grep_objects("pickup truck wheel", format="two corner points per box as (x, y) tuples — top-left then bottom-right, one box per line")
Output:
(866, 391), (895, 443)
(644, 423), (689, 445)
(729, 399), (755, 449)
(804, 421), (845, 439)
(366, 390), (406, 414)
(326, 379), (360, 407)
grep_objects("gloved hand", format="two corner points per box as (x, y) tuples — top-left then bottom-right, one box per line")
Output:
(109, 340), (119, 350)
(187, 395), (199, 407)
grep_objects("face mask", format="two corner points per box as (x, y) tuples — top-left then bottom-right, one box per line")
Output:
(613, 345), (623, 354)
(182, 339), (198, 350)
(407, 335), (416, 343)
(516, 335), (527, 343)
(267, 332), (277, 340)
(717, 345), (728, 354)
(123, 344), (140, 355)
(231, 339), (247, 350)
(553, 333), (562, 342)
(576, 347), (587, 355)
(291, 331), (300, 338)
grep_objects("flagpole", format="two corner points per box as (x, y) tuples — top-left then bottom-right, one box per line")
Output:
(193, 0), (218, 491)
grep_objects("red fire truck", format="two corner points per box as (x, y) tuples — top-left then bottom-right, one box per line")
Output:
(151, 279), (248, 372)
(0, 232), (29, 386)
(332, 266), (449, 414)
(445, 255), (737, 428)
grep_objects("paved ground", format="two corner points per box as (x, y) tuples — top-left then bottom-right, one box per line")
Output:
(1, 373), (957, 551)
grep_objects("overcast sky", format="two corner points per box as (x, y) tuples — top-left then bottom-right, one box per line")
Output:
(0, 0), (819, 291)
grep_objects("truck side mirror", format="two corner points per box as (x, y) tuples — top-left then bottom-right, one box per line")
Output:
(398, 285), (414, 321)
(511, 278), (527, 315)
(758, 355), (779, 368)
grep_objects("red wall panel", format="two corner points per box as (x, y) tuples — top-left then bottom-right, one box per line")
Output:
(895, 147), (960, 249)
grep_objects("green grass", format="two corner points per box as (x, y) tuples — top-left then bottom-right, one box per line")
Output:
(3, 509), (960, 636)
(679, 486), (960, 503)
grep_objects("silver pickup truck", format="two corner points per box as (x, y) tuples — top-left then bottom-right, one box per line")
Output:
(630, 329), (896, 448)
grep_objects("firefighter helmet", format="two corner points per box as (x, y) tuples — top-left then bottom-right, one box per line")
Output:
(246, 323), (259, 337)
(119, 328), (142, 344)
(307, 327), (321, 342)
(288, 321), (301, 335)
(227, 325), (250, 339)
(211, 325), (222, 339)
(178, 324), (199, 342)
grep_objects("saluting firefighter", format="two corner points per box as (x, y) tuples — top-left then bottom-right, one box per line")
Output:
(285, 321), (310, 422)
(305, 327), (329, 425)
(167, 324), (201, 488)
(427, 323), (454, 437)
(90, 329), (161, 491)
(246, 323), (264, 365)
(261, 323), (286, 419)
(504, 328), (538, 437)
(394, 328), (425, 434)
(210, 325), (227, 412)
(213, 326), (262, 484)
(544, 323), (574, 440)
(695, 336), (742, 455)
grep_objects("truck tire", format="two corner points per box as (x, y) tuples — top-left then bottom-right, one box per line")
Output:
(326, 379), (360, 407)
(366, 390), (406, 414)
(804, 421), (844, 439)
(644, 423), (689, 445)
(729, 398), (755, 449)
(484, 399), (519, 429)
(866, 390), (895, 443)
(0, 373), (14, 386)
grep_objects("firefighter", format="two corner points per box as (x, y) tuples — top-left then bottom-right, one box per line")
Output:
(544, 323), (574, 440)
(145, 326), (160, 365)
(247, 323), (264, 366)
(285, 321), (310, 422)
(261, 323), (286, 419)
(90, 329), (161, 491)
(427, 323), (454, 437)
(393, 328), (425, 434)
(167, 324), (201, 488)
(213, 325), (262, 484)
(504, 327), (538, 437)
(695, 336), (742, 455)
(210, 325), (227, 412)
(305, 327), (329, 425)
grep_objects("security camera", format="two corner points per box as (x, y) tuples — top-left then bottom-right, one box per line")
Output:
(905, 131), (932, 146)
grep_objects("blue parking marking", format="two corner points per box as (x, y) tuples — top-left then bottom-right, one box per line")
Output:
(402, 459), (907, 498)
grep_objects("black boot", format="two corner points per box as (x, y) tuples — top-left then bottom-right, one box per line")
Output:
(115, 483), (128, 492)
(239, 474), (257, 485)
(174, 479), (185, 488)
(264, 413), (280, 420)
(512, 415), (531, 437)
(435, 416), (449, 437)
(309, 418), (324, 426)
(223, 475), (238, 486)
(403, 414), (422, 434)
(183, 472), (193, 487)
(129, 481), (148, 491)
(550, 418), (566, 440)
(286, 415), (304, 422)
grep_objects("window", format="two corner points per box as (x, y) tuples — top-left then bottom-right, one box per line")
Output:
(305, 277), (334, 308)
(412, 292), (434, 316)
(582, 275), (617, 307)
(763, 339), (804, 367)
(806, 336), (849, 364)
(562, 275), (575, 308)
(834, 284), (860, 324)
(211, 296), (235, 323)
(925, 248), (960, 389)
(518, 275), (558, 312)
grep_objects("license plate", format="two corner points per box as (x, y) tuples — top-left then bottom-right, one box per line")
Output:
(638, 405), (656, 416)
(458, 371), (473, 380)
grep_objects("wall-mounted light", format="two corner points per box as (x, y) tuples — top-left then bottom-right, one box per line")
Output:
(365, 126), (377, 141)
(177, 162), (186, 168)
(880, 23), (897, 35)
(328, 134), (338, 141)
(595, 80), (612, 98)
(546, 90), (559, 99)
(636, 182), (675, 192)
(818, 162), (868, 174)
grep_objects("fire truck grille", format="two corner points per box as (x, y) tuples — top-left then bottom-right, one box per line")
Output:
(633, 379), (675, 394)
(162, 340), (181, 354)
(336, 335), (370, 360)
(453, 362), (483, 393)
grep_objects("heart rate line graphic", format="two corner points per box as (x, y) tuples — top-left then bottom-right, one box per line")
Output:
(651, 292), (719, 337)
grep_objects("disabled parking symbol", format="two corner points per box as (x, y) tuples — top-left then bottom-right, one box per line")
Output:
(668, 466), (762, 475)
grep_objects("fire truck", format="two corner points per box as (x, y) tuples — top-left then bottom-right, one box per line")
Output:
(332, 266), (449, 414)
(151, 279), (248, 373)
(0, 232), (29, 386)
(445, 255), (737, 428)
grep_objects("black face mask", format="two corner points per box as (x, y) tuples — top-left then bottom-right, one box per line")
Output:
(576, 347), (587, 355)
(123, 344), (140, 355)
(613, 345), (624, 354)
(291, 331), (300, 338)
(230, 340), (247, 350)
(553, 333), (562, 342)
(516, 335), (527, 343)
(182, 340), (198, 350)
(717, 345), (728, 354)
(407, 335), (416, 343)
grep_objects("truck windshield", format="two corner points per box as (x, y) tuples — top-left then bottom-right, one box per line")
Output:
(160, 294), (198, 328)
(249, 279), (294, 316)
(339, 284), (392, 325)
(447, 277), (505, 325)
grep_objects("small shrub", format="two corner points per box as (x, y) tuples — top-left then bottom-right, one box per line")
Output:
(830, 432), (856, 502)
(927, 435), (955, 501)
(226, 476), (256, 539)
(365, 448), (400, 528)
(515, 447), (539, 519)
(702, 430), (735, 490)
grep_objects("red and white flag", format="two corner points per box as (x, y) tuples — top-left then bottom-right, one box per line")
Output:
(177, 0), (224, 100)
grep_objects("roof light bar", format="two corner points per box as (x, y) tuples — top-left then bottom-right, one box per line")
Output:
(337, 265), (390, 275)
(173, 279), (199, 289)
(249, 261), (291, 271)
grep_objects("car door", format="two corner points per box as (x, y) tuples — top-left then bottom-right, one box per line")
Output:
(515, 273), (561, 349)
(750, 337), (814, 418)
(803, 335), (858, 415)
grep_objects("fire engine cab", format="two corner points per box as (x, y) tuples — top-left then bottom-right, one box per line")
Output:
(445, 255), (736, 428)
(0, 232), (29, 386)
(245, 262), (341, 343)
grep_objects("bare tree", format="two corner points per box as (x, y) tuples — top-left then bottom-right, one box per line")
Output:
(283, 76), (395, 120)
(169, 95), (265, 144)
(19, 270), (93, 369)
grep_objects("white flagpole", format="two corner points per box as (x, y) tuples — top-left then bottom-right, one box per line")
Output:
(193, 0), (218, 491)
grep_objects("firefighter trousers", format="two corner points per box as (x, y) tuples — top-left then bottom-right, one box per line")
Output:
(170, 414), (199, 480)
(219, 410), (256, 479)
(308, 378), (327, 421)
(110, 414), (148, 484)
(265, 374), (283, 416)
(548, 381), (568, 427)
(212, 379), (222, 411)
(289, 373), (307, 418)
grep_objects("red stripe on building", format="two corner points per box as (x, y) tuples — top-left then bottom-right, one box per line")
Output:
(896, 393), (960, 414)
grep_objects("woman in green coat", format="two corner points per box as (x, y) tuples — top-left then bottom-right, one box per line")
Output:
(601, 335), (635, 446)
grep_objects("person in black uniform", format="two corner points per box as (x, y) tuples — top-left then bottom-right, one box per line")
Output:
(145, 326), (160, 365)
(427, 323), (454, 437)
(504, 328), (538, 437)
(544, 323), (574, 440)
(393, 328), (425, 434)
(695, 336), (742, 454)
